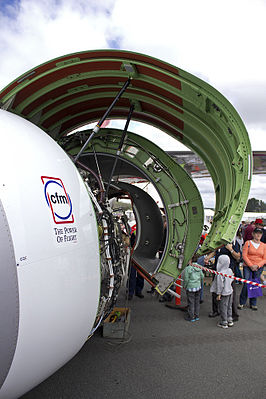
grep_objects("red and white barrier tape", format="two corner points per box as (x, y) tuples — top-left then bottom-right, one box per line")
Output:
(193, 263), (266, 288)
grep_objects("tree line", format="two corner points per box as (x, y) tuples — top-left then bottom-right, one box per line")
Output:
(245, 198), (266, 212)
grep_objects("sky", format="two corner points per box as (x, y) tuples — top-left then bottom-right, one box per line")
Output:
(0, 0), (265, 208)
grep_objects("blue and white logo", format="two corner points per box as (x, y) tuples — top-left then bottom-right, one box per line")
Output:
(41, 176), (74, 224)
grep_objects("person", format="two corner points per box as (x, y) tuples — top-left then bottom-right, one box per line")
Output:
(235, 229), (244, 280)
(197, 233), (209, 304)
(240, 221), (247, 239)
(243, 221), (255, 242)
(253, 218), (266, 243)
(210, 255), (234, 329)
(127, 232), (145, 300)
(238, 227), (266, 310)
(235, 228), (244, 254)
(205, 241), (240, 321)
(196, 254), (205, 303)
(128, 266), (144, 300)
(183, 259), (204, 322)
(261, 228), (266, 244)
(243, 219), (265, 243)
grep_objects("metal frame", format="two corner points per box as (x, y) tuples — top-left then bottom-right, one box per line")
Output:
(0, 49), (252, 252)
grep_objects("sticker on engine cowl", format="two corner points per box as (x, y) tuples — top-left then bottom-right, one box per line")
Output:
(41, 176), (74, 224)
(41, 176), (78, 244)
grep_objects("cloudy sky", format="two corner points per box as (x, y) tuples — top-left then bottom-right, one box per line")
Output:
(0, 0), (265, 207)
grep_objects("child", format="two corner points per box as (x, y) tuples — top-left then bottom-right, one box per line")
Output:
(183, 260), (204, 322)
(210, 255), (234, 329)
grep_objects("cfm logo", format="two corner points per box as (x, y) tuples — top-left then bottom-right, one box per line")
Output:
(41, 176), (74, 224)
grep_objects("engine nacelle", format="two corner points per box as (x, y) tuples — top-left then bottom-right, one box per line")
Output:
(0, 47), (253, 398)
(0, 110), (100, 399)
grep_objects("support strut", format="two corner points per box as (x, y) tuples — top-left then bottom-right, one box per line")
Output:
(104, 104), (135, 199)
(74, 78), (132, 163)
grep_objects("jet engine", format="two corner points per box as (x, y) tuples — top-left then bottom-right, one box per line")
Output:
(0, 48), (252, 398)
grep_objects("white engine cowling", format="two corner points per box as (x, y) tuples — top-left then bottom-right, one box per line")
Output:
(0, 110), (100, 399)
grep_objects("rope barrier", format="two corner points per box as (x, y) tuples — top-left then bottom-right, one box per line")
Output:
(193, 263), (266, 288)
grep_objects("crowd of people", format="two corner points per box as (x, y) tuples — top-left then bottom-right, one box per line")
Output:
(126, 218), (266, 330)
(183, 218), (266, 328)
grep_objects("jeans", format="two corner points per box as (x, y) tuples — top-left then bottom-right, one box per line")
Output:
(186, 289), (201, 320)
(200, 280), (204, 301)
(211, 292), (220, 314)
(239, 266), (264, 306)
(128, 266), (144, 296)
(231, 280), (239, 318)
(234, 262), (242, 279)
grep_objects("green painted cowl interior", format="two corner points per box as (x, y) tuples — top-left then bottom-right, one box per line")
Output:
(0, 49), (252, 255)
(64, 128), (204, 292)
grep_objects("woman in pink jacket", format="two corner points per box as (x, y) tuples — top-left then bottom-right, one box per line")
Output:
(238, 227), (266, 310)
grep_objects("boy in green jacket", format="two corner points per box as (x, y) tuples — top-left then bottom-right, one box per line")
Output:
(183, 260), (204, 322)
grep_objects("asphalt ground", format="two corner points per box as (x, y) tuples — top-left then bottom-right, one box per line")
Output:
(22, 283), (266, 399)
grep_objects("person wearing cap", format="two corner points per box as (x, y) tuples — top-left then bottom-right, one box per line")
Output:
(244, 218), (266, 243)
(253, 218), (266, 243)
(238, 227), (266, 310)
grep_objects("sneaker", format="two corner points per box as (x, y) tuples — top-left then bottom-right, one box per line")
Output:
(194, 317), (199, 321)
(237, 304), (244, 309)
(135, 293), (144, 298)
(184, 316), (196, 322)
(250, 305), (258, 311)
(228, 321), (234, 327)
(217, 322), (228, 329)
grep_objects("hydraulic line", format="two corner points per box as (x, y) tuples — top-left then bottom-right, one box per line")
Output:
(84, 182), (115, 336)
(92, 146), (106, 203)
(101, 217), (115, 302)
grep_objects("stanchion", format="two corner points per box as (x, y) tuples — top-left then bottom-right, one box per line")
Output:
(175, 276), (181, 305)
(165, 274), (187, 311)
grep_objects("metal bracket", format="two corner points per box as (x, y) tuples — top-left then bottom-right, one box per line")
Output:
(168, 200), (189, 209)
(154, 272), (175, 294)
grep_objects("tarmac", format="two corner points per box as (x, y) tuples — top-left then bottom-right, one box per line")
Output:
(22, 283), (266, 399)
